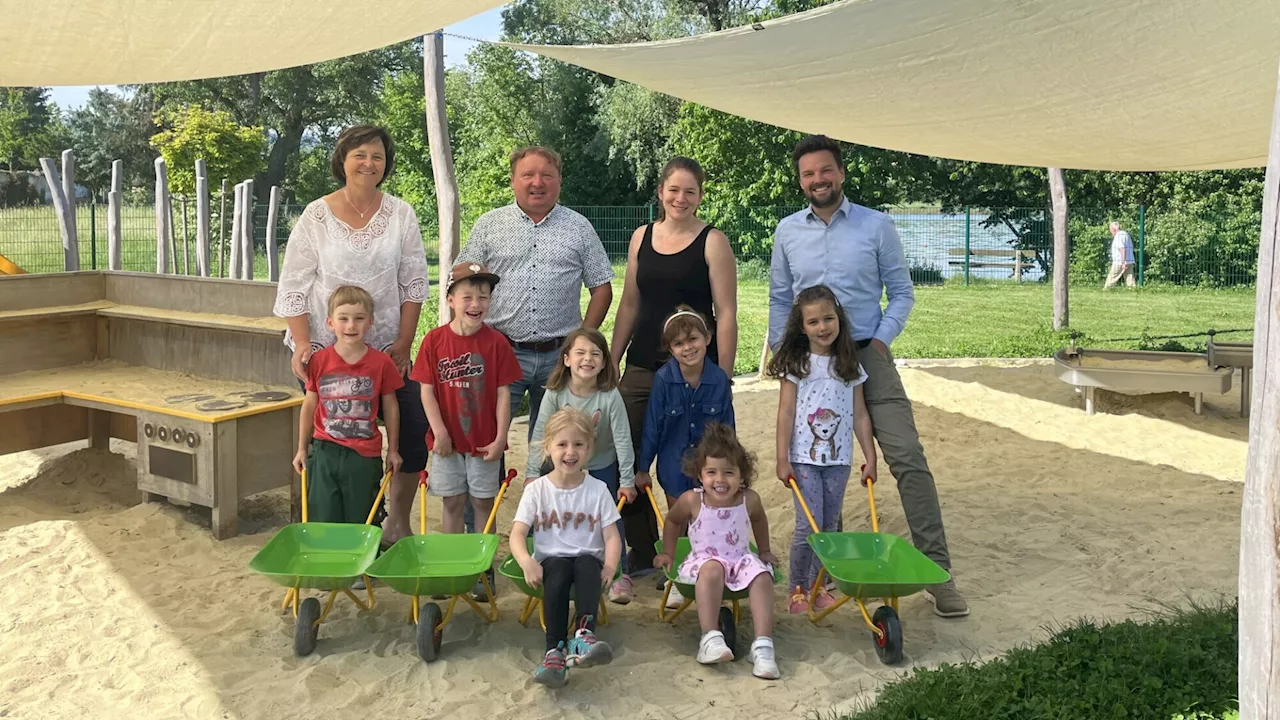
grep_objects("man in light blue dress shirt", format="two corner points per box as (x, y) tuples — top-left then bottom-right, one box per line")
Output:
(768, 135), (968, 617)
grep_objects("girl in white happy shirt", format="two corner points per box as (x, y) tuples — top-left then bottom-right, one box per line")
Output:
(511, 407), (622, 690)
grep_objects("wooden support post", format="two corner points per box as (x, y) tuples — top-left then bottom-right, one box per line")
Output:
(61, 149), (80, 270)
(87, 408), (111, 450)
(758, 337), (770, 379)
(108, 160), (122, 271)
(154, 158), (171, 274)
(39, 158), (77, 272)
(1239, 58), (1280, 720)
(229, 182), (243, 280)
(266, 185), (281, 281)
(1049, 167), (1069, 330)
(180, 194), (190, 275)
(425, 30), (460, 324)
(195, 160), (210, 277)
(168, 194), (179, 274)
(218, 178), (228, 278)
(242, 179), (254, 280)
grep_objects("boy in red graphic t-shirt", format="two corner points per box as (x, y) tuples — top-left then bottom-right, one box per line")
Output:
(412, 263), (522, 549)
(293, 286), (405, 524)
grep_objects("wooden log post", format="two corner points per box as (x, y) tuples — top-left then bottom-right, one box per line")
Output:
(154, 158), (171, 274)
(218, 178), (228, 278)
(108, 159), (122, 271)
(1048, 167), (1069, 330)
(61, 150), (80, 270)
(229, 182), (243, 280)
(38, 158), (77, 272)
(179, 195), (190, 275)
(266, 185), (281, 281)
(1239, 59), (1280, 720)
(167, 194), (179, 274)
(195, 160), (210, 277)
(242, 179), (255, 280)
(425, 30), (460, 325)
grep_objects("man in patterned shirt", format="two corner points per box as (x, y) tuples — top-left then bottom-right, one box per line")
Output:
(457, 146), (615, 540)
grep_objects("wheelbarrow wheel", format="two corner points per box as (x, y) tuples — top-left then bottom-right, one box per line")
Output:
(871, 605), (903, 665)
(718, 606), (737, 659)
(417, 602), (443, 662)
(293, 597), (321, 656)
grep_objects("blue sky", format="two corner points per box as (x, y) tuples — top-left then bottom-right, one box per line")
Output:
(45, 5), (505, 110)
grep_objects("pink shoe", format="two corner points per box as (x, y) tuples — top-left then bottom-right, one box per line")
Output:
(788, 586), (809, 615)
(609, 575), (634, 604)
(814, 589), (837, 611)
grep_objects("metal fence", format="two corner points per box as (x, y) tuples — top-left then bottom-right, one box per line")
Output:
(0, 200), (1261, 288)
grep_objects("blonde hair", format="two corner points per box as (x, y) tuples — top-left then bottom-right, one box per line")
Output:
(540, 407), (597, 459)
(545, 328), (619, 392)
(509, 146), (562, 176)
(327, 285), (374, 316)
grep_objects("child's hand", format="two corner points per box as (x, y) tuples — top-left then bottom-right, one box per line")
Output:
(433, 431), (453, 457)
(653, 553), (673, 572)
(618, 486), (637, 504)
(479, 436), (506, 462)
(601, 565), (617, 588)
(776, 460), (795, 486)
(634, 471), (653, 491)
(292, 450), (306, 475)
(861, 463), (877, 487)
(759, 550), (778, 567)
(386, 450), (403, 475)
(520, 558), (543, 589)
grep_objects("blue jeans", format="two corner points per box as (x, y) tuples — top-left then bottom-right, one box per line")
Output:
(465, 345), (560, 533)
(789, 463), (852, 591)
(590, 462), (629, 574)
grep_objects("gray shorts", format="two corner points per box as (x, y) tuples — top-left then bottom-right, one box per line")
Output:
(428, 452), (501, 499)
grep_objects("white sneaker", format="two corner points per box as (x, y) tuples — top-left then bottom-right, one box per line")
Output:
(665, 583), (685, 609)
(696, 630), (733, 664)
(748, 637), (780, 680)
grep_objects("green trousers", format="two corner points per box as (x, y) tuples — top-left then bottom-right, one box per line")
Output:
(306, 439), (383, 524)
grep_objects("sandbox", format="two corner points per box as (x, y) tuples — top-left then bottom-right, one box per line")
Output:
(0, 271), (301, 538)
(1053, 347), (1233, 415)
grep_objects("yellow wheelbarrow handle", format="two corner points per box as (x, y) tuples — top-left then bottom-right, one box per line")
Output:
(788, 468), (880, 534)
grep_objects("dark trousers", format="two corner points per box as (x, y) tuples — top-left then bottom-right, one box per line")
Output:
(618, 365), (660, 570)
(543, 554), (603, 651)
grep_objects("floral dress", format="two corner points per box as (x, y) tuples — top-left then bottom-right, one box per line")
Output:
(677, 491), (772, 591)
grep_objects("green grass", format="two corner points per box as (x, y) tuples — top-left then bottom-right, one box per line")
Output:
(840, 600), (1238, 720)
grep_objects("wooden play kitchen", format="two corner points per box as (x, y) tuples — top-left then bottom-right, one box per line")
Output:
(0, 270), (302, 539)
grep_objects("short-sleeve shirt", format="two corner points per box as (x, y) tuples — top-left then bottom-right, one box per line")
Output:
(513, 474), (622, 563)
(409, 323), (523, 453)
(456, 204), (614, 343)
(1111, 230), (1135, 264)
(786, 353), (868, 466)
(306, 345), (405, 458)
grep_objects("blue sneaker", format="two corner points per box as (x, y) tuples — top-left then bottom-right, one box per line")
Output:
(533, 644), (568, 688)
(566, 615), (613, 668)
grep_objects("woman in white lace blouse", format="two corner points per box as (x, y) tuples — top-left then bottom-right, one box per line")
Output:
(273, 124), (430, 545)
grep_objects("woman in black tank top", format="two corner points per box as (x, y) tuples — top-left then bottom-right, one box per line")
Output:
(608, 156), (738, 580)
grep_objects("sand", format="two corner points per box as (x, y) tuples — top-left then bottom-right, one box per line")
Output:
(0, 361), (1244, 720)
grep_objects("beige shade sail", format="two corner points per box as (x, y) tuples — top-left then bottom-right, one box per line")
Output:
(514, 0), (1280, 171)
(0, 0), (503, 86)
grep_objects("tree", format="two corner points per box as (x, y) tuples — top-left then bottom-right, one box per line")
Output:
(150, 106), (266, 195)
(65, 88), (157, 197)
(0, 87), (63, 173)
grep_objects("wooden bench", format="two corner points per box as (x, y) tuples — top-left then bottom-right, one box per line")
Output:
(0, 271), (302, 539)
(947, 248), (1038, 281)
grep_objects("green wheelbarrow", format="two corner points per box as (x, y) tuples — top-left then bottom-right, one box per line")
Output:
(248, 468), (392, 656)
(788, 472), (950, 665)
(646, 487), (777, 660)
(365, 467), (518, 662)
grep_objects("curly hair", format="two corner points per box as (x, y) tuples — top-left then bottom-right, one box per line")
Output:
(766, 285), (862, 383)
(681, 422), (756, 489)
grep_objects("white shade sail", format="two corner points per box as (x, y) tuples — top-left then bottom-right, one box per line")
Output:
(0, 0), (504, 86)
(514, 0), (1280, 170)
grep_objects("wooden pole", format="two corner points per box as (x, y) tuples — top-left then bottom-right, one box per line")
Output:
(60, 149), (80, 270)
(108, 160), (122, 271)
(229, 182), (243, 280)
(1048, 167), (1069, 330)
(38, 158), (77, 272)
(266, 185), (281, 281)
(425, 30), (459, 325)
(180, 194), (190, 275)
(168, 194), (179, 274)
(758, 338), (771, 379)
(242, 179), (255, 280)
(218, 178), (228, 278)
(154, 158), (171, 274)
(195, 160), (210, 277)
(1238, 58), (1280, 720)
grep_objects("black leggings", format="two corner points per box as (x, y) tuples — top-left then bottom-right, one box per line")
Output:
(543, 555), (603, 651)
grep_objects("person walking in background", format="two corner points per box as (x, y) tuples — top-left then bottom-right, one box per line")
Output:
(1105, 221), (1137, 288)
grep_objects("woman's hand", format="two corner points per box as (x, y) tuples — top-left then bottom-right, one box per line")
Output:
(291, 345), (313, 382)
(387, 338), (413, 376)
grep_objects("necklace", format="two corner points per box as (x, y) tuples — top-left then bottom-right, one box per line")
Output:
(343, 188), (378, 219)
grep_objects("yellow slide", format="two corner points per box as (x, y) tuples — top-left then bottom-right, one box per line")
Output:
(0, 253), (27, 275)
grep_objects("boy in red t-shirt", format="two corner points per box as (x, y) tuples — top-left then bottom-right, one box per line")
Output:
(412, 263), (522, 543)
(293, 285), (405, 524)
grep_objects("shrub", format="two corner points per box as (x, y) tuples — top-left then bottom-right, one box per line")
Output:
(1145, 198), (1259, 287)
